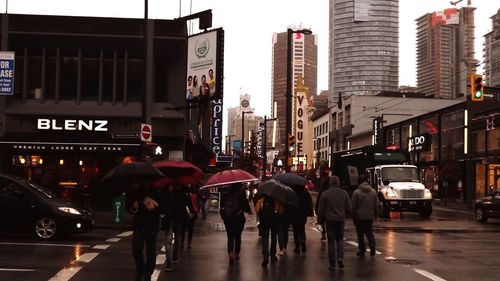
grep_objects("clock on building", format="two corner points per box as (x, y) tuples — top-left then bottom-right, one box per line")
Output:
(240, 99), (249, 108)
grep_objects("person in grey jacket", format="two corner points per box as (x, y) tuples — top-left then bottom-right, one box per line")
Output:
(317, 175), (351, 270)
(351, 175), (378, 257)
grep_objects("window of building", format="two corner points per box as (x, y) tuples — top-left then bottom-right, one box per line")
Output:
(332, 113), (337, 130)
(345, 105), (351, 125)
(419, 116), (439, 162)
(339, 112), (343, 129)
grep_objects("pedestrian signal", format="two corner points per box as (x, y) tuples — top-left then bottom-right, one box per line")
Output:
(288, 134), (295, 152)
(470, 74), (484, 101)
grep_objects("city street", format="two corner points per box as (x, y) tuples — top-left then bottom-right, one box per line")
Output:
(1, 205), (500, 281)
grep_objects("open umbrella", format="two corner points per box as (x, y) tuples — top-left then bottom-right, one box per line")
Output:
(273, 173), (308, 187)
(201, 169), (258, 189)
(257, 179), (298, 206)
(152, 160), (204, 187)
(100, 162), (165, 192)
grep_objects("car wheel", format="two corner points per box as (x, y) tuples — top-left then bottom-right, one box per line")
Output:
(475, 208), (488, 223)
(378, 198), (390, 219)
(35, 217), (58, 239)
(419, 204), (432, 219)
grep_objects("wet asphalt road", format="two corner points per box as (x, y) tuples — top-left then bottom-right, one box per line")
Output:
(1, 206), (500, 281)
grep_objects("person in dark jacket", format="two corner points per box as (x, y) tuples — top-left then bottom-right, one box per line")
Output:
(161, 183), (195, 271)
(351, 175), (378, 257)
(220, 182), (252, 265)
(289, 184), (313, 254)
(255, 195), (284, 267)
(317, 175), (351, 271)
(125, 181), (165, 281)
(315, 177), (330, 240)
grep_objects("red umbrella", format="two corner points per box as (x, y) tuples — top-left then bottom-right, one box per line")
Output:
(201, 169), (258, 189)
(152, 160), (204, 187)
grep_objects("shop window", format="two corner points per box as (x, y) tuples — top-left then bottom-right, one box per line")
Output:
(419, 117), (439, 162)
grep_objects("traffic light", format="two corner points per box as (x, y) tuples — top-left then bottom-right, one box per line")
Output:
(470, 74), (484, 101)
(288, 134), (295, 152)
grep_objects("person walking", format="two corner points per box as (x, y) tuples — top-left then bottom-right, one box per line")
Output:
(317, 175), (351, 271)
(219, 182), (252, 265)
(161, 183), (195, 271)
(289, 184), (313, 254)
(351, 174), (378, 257)
(255, 194), (284, 267)
(315, 177), (330, 240)
(125, 181), (165, 281)
(182, 186), (200, 250)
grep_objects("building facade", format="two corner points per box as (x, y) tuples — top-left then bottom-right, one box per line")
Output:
(0, 14), (199, 190)
(484, 9), (500, 87)
(226, 94), (261, 155)
(382, 99), (500, 206)
(416, 7), (477, 98)
(271, 30), (317, 154)
(328, 0), (399, 102)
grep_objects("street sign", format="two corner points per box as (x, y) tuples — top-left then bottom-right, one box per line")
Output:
(484, 86), (500, 100)
(140, 123), (152, 142)
(0, 52), (15, 96)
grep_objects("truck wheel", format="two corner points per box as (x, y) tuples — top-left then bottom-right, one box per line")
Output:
(378, 199), (390, 218)
(419, 204), (432, 218)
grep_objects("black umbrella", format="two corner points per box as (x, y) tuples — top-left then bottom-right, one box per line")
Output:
(257, 179), (298, 206)
(273, 173), (308, 187)
(100, 162), (165, 190)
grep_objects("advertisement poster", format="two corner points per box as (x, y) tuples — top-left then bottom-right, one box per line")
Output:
(186, 29), (223, 102)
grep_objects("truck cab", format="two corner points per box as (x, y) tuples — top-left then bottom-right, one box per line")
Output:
(367, 164), (432, 218)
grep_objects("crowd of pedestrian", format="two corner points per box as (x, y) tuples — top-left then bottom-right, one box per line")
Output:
(125, 173), (379, 280)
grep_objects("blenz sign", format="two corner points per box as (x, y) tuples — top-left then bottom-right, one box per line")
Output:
(37, 119), (108, 132)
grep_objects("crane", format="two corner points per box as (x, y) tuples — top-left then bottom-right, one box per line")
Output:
(450, 0), (472, 6)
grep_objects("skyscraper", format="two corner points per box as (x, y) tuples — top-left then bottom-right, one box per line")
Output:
(329, 0), (399, 102)
(416, 7), (477, 98)
(484, 9), (500, 87)
(272, 30), (317, 150)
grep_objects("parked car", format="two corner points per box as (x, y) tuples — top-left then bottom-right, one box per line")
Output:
(0, 174), (93, 239)
(474, 189), (500, 223)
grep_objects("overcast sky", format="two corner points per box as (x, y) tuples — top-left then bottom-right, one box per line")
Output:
(4, 0), (500, 119)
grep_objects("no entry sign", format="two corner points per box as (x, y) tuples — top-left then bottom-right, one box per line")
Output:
(140, 123), (152, 142)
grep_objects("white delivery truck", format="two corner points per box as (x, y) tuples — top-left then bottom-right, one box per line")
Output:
(331, 146), (432, 218)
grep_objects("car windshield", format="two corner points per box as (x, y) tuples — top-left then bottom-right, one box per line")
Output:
(382, 167), (419, 183)
(21, 179), (55, 198)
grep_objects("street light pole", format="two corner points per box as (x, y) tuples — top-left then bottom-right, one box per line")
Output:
(262, 115), (277, 178)
(285, 28), (312, 173)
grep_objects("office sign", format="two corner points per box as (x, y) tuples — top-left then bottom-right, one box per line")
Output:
(0, 52), (15, 96)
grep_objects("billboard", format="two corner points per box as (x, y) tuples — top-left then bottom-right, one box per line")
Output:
(0, 51), (15, 96)
(186, 29), (224, 103)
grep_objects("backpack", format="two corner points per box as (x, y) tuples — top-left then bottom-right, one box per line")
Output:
(258, 196), (278, 225)
(220, 189), (241, 221)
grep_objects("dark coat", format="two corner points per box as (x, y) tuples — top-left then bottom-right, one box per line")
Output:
(290, 186), (313, 225)
(220, 184), (251, 223)
(125, 186), (165, 232)
(161, 186), (195, 230)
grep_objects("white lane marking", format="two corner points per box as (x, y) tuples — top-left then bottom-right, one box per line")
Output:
(151, 268), (161, 281)
(106, 238), (121, 243)
(48, 266), (82, 281)
(92, 244), (111, 250)
(156, 254), (166, 265)
(414, 268), (447, 281)
(385, 256), (396, 261)
(0, 268), (35, 272)
(347, 240), (382, 255)
(0, 242), (90, 248)
(117, 231), (133, 237)
(76, 253), (99, 263)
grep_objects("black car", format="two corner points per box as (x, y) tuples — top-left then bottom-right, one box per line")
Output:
(474, 189), (500, 223)
(0, 174), (93, 239)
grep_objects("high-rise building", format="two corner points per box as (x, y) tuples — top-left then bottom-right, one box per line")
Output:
(271, 30), (317, 151)
(416, 7), (477, 98)
(328, 0), (399, 102)
(484, 9), (500, 87)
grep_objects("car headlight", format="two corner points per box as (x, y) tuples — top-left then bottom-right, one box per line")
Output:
(58, 207), (82, 215)
(424, 189), (432, 199)
(386, 188), (397, 198)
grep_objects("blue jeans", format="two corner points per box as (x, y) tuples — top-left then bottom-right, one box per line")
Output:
(325, 221), (345, 266)
(353, 219), (376, 253)
(132, 228), (158, 278)
(261, 224), (279, 259)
